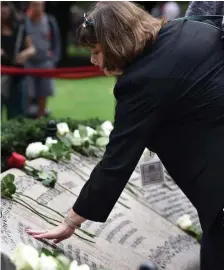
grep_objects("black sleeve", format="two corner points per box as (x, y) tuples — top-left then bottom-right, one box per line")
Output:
(73, 78), (160, 222)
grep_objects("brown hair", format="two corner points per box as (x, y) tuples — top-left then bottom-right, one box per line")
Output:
(76, 1), (166, 71)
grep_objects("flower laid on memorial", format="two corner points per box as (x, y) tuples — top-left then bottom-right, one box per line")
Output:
(58, 122), (112, 157)
(177, 214), (193, 230)
(26, 140), (71, 162)
(7, 152), (57, 188)
(1, 173), (96, 243)
(11, 243), (39, 270)
(57, 122), (70, 136)
(11, 243), (91, 270)
(100, 121), (114, 136)
(177, 214), (202, 243)
(45, 137), (58, 147)
(26, 142), (49, 159)
(23, 121), (114, 164)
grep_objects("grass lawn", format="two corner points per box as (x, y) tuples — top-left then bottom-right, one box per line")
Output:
(49, 76), (116, 121)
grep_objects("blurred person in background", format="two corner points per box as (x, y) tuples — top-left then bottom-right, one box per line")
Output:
(151, 2), (181, 21)
(24, 1), (61, 119)
(186, 1), (224, 29)
(162, 1), (181, 21)
(1, 1), (35, 120)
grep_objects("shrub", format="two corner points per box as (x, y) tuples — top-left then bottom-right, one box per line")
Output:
(1, 117), (103, 172)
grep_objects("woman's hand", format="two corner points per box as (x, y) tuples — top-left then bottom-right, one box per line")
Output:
(15, 51), (29, 65)
(25, 209), (86, 244)
(25, 223), (75, 244)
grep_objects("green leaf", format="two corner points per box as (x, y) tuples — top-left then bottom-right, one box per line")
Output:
(83, 139), (90, 148)
(41, 152), (57, 162)
(1, 174), (16, 198)
(40, 248), (54, 256)
(96, 137), (109, 147)
(2, 173), (15, 184)
(50, 142), (65, 157)
(78, 125), (88, 138)
(42, 177), (57, 188)
(40, 170), (57, 188)
(65, 152), (71, 160)
(37, 171), (49, 181)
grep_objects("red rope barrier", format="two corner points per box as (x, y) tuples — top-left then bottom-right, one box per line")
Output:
(1, 65), (105, 79)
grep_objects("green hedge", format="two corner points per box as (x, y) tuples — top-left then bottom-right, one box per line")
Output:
(1, 117), (103, 172)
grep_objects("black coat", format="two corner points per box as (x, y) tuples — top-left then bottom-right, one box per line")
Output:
(73, 19), (224, 233)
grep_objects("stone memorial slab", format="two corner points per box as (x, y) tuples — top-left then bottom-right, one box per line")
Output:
(1, 154), (200, 269)
(55, 153), (201, 230)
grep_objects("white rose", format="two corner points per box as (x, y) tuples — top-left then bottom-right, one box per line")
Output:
(11, 243), (39, 270)
(101, 121), (113, 136)
(39, 254), (59, 270)
(77, 265), (91, 270)
(86, 126), (96, 137)
(69, 260), (90, 270)
(177, 214), (193, 230)
(26, 142), (49, 159)
(73, 129), (89, 142)
(74, 129), (81, 139)
(96, 137), (109, 147)
(56, 254), (70, 267)
(57, 122), (70, 136)
(45, 137), (58, 147)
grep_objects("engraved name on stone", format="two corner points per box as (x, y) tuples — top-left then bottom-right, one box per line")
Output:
(1, 201), (15, 246)
(119, 228), (138, 245)
(94, 213), (124, 236)
(36, 188), (62, 205)
(106, 220), (132, 242)
(61, 180), (77, 189)
(131, 236), (146, 249)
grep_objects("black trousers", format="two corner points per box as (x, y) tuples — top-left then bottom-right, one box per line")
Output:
(200, 209), (224, 270)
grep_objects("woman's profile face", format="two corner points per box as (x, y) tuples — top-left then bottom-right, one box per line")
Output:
(90, 44), (122, 76)
(90, 44), (104, 70)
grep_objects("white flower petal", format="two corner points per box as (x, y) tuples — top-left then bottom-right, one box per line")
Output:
(41, 145), (49, 153)
(39, 254), (58, 270)
(76, 264), (90, 270)
(101, 121), (113, 132)
(96, 137), (109, 147)
(69, 260), (78, 270)
(86, 126), (96, 137)
(103, 128), (111, 137)
(57, 122), (70, 136)
(177, 214), (193, 230)
(74, 129), (81, 138)
(56, 254), (70, 267)
(26, 142), (46, 159)
(45, 137), (58, 147)
(11, 243), (39, 270)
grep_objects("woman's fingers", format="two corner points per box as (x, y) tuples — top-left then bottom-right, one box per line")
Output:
(25, 229), (47, 236)
(26, 229), (57, 239)
(33, 232), (55, 239)
(53, 238), (65, 244)
(25, 224), (75, 243)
